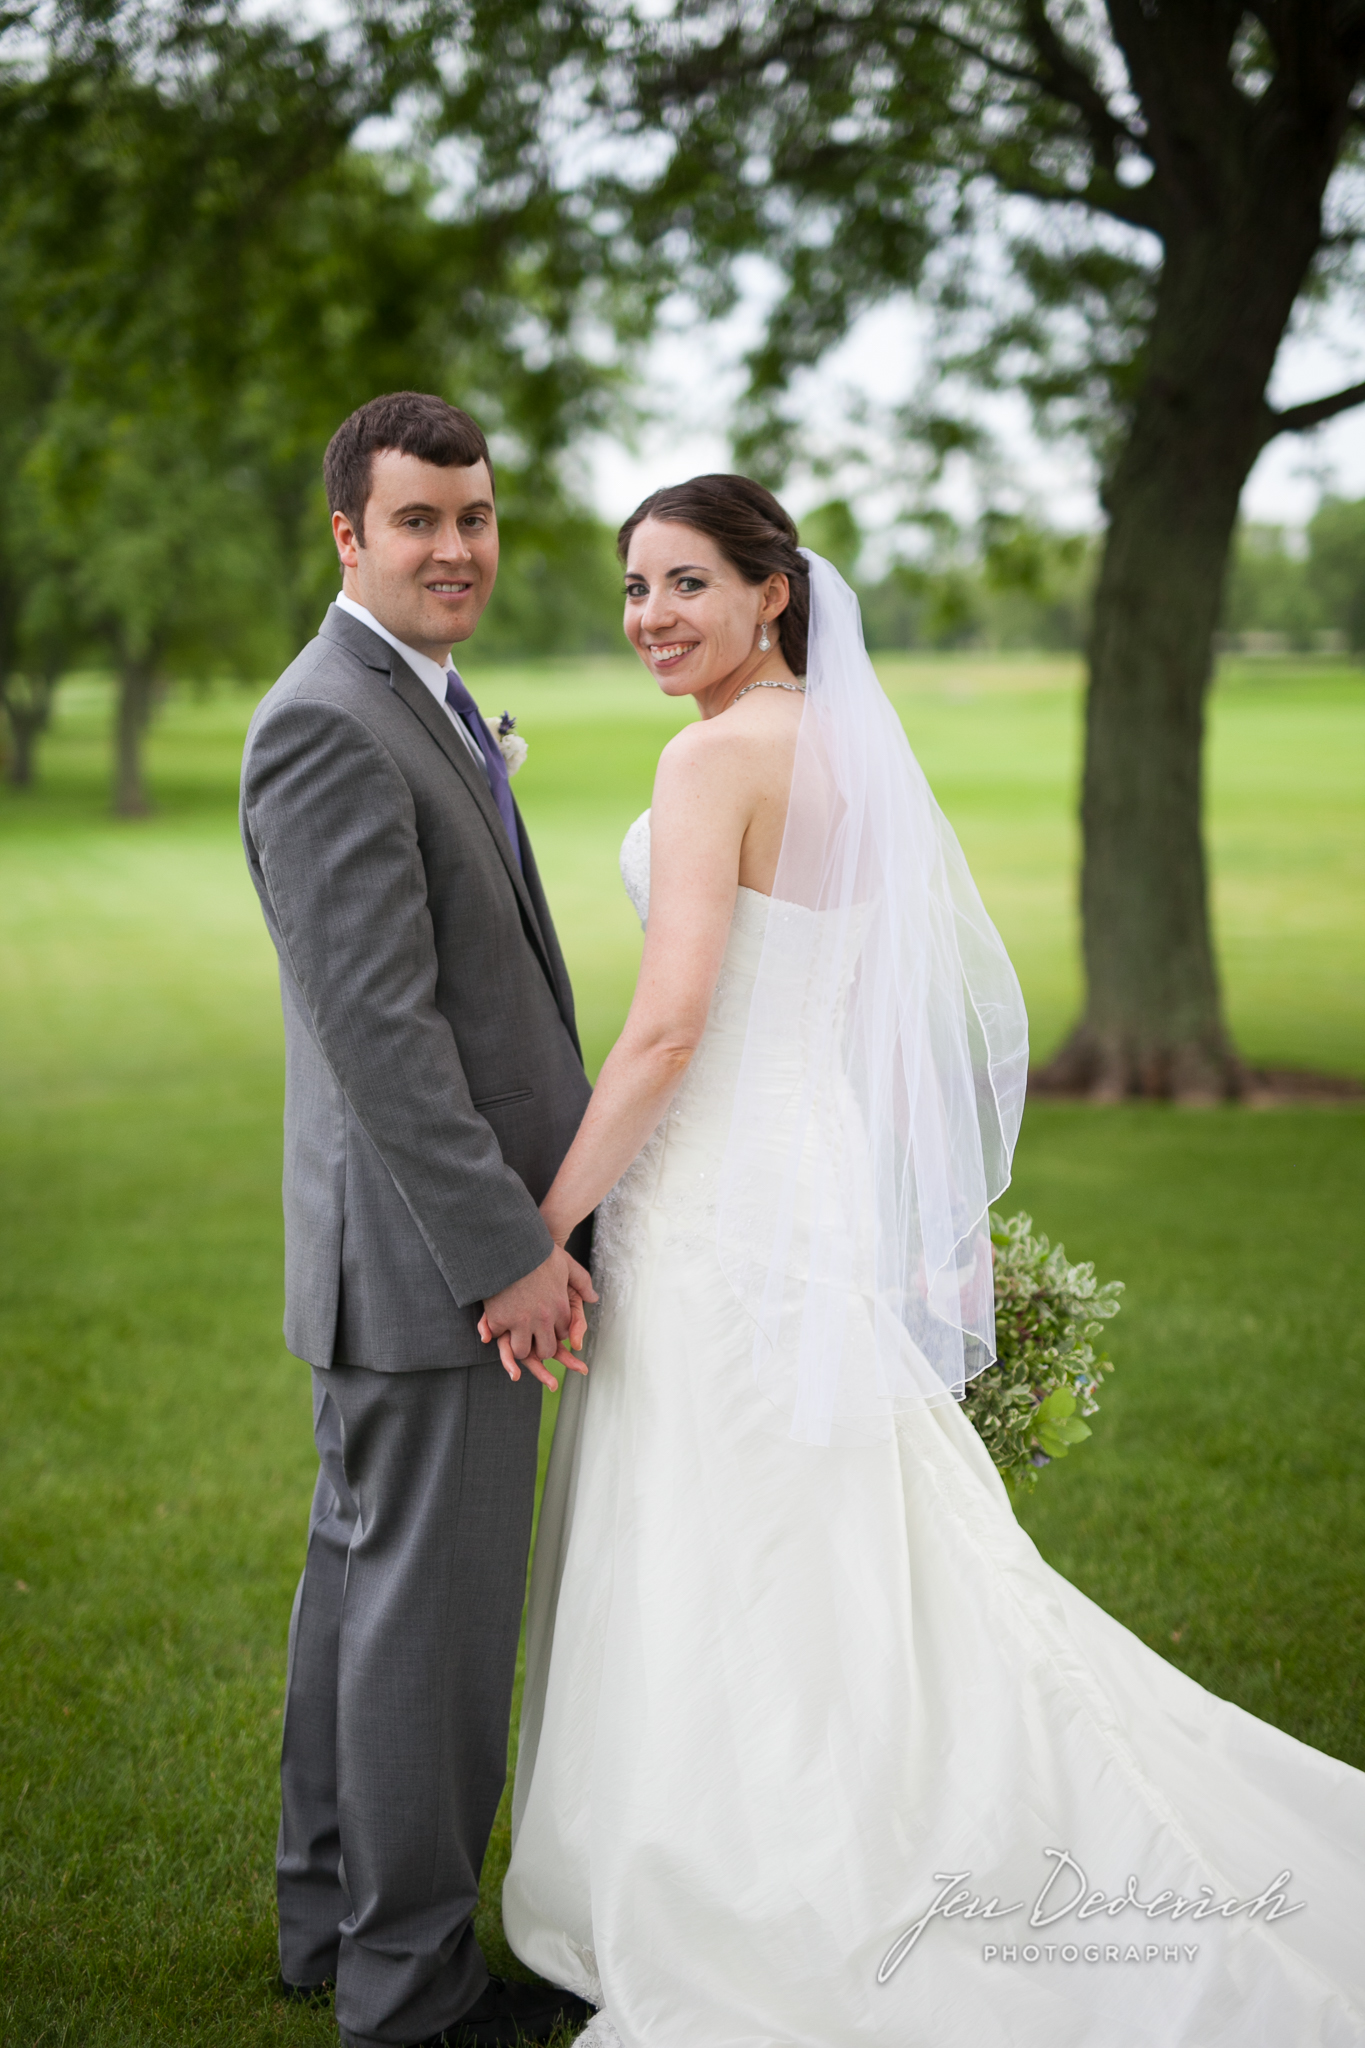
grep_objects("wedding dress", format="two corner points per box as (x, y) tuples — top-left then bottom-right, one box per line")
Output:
(502, 810), (1365, 2047)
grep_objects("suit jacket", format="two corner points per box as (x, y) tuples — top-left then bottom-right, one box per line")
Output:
(240, 603), (593, 1370)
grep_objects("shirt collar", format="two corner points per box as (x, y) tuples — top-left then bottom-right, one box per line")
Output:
(334, 593), (453, 707)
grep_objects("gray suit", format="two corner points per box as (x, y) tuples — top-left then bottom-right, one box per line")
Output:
(240, 605), (592, 2047)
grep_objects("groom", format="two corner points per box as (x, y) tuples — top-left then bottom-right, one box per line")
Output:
(240, 391), (595, 2048)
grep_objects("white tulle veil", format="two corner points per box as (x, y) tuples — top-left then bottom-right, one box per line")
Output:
(715, 551), (1029, 1446)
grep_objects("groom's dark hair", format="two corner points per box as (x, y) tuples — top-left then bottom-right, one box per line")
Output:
(325, 393), (493, 544)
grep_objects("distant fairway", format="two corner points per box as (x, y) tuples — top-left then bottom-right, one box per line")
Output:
(1, 657), (1361, 2044)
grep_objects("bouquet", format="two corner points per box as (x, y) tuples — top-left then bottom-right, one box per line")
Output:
(964, 1211), (1124, 1489)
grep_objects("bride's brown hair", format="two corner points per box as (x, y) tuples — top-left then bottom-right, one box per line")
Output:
(617, 475), (810, 676)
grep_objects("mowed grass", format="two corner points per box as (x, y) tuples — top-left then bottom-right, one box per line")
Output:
(0, 656), (1362, 2045)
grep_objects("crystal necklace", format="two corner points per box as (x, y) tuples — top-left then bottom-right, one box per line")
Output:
(726, 677), (806, 711)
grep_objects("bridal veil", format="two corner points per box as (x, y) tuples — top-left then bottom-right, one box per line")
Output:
(715, 550), (1029, 1446)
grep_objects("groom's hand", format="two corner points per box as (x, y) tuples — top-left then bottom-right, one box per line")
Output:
(478, 1292), (590, 1390)
(480, 1245), (596, 1388)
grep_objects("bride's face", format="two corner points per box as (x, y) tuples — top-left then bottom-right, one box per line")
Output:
(622, 519), (788, 700)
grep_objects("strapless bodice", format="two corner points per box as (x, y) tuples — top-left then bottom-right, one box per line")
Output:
(620, 804), (771, 947)
(616, 806), (776, 1096)
(595, 812), (865, 1314)
(594, 815), (776, 1303)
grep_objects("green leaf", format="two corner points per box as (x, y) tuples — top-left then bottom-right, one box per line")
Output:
(1036, 1388), (1076, 1422)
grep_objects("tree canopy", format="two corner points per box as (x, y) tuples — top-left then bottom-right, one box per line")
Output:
(0, 0), (623, 803)
(440, 0), (1365, 1095)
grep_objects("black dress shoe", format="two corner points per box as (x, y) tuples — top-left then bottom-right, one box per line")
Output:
(276, 1973), (335, 2005)
(417, 1974), (593, 2046)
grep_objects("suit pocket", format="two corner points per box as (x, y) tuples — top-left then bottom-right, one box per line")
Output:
(473, 1086), (535, 1110)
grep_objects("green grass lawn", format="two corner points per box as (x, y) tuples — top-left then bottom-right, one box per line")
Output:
(1, 657), (1361, 2045)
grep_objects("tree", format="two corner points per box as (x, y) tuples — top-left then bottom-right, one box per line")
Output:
(0, 571), (80, 791)
(799, 500), (864, 581)
(1221, 524), (1320, 649)
(483, 0), (1365, 1095)
(27, 399), (289, 813)
(0, 235), (66, 787)
(0, 2), (383, 803)
(0, 0), (621, 805)
(1308, 495), (1365, 651)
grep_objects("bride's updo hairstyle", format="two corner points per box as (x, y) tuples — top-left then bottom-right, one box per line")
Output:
(617, 475), (810, 676)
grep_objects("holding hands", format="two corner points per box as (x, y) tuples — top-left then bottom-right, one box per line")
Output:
(479, 1237), (596, 1390)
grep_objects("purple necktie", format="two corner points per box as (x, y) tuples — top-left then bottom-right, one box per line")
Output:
(444, 667), (522, 872)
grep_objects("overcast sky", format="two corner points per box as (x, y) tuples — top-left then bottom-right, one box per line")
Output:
(580, 285), (1365, 544)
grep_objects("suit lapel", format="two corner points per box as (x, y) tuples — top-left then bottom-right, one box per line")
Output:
(318, 606), (560, 1003)
(386, 661), (557, 966)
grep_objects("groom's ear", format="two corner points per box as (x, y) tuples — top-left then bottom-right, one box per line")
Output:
(333, 508), (361, 573)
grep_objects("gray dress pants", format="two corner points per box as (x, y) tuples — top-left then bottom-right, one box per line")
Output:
(278, 1362), (542, 2048)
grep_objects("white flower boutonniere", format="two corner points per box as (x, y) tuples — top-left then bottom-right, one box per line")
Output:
(487, 709), (528, 776)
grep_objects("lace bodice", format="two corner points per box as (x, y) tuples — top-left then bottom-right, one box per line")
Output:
(619, 808), (652, 927)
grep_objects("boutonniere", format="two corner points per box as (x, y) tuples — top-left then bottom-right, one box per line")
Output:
(487, 709), (528, 776)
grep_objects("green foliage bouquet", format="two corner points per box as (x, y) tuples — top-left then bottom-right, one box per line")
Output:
(964, 1213), (1124, 1489)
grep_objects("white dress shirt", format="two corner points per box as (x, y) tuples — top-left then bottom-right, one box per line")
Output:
(334, 592), (486, 773)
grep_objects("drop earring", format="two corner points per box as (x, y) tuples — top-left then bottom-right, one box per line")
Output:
(758, 620), (771, 653)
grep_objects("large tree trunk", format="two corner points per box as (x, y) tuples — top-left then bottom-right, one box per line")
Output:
(114, 656), (158, 817)
(1049, 397), (1251, 1101)
(1039, 58), (1348, 1101)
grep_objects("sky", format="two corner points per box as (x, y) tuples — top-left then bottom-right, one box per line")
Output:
(580, 285), (1365, 546)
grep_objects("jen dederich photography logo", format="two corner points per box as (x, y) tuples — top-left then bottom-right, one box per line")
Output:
(877, 1851), (1307, 1982)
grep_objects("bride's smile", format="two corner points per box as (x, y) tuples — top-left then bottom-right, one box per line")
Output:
(639, 639), (697, 671)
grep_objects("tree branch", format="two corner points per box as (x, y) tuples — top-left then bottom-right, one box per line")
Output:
(905, 8), (1159, 231)
(983, 155), (1162, 234)
(1261, 378), (1365, 442)
(1020, 0), (1137, 175)
(913, 6), (1142, 159)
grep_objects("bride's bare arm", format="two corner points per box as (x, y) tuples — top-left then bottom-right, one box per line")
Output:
(537, 718), (762, 1248)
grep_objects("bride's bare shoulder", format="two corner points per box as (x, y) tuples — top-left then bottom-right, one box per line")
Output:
(656, 695), (802, 789)
(650, 698), (800, 893)
(652, 717), (734, 802)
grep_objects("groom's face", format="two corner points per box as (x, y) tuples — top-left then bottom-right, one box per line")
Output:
(333, 449), (498, 661)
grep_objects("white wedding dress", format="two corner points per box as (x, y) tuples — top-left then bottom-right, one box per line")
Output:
(503, 811), (1365, 2048)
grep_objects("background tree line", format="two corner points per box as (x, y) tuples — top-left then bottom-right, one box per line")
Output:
(1222, 501), (1365, 653)
(812, 497), (1365, 656)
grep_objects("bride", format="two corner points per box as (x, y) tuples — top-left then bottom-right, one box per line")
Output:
(490, 475), (1365, 2045)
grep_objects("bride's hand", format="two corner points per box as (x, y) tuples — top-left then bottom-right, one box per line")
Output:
(478, 1288), (589, 1390)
